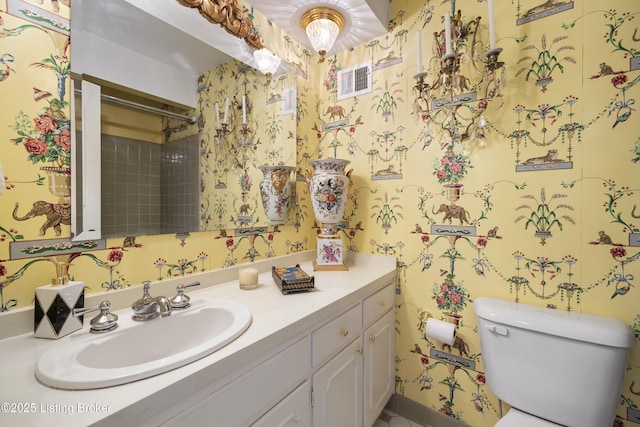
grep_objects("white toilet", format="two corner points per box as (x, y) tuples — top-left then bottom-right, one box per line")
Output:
(474, 297), (635, 427)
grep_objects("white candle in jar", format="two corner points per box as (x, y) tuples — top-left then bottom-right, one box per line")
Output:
(239, 267), (259, 290)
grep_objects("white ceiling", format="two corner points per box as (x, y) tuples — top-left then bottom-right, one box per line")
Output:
(244, 0), (390, 58)
(76, 0), (389, 86)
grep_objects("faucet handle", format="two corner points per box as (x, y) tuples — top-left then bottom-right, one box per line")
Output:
(170, 281), (200, 309)
(73, 301), (118, 334)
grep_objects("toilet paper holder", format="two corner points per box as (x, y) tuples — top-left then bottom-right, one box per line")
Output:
(423, 311), (459, 346)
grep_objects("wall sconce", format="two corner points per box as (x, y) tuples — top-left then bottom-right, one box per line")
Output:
(214, 98), (236, 168)
(413, 0), (505, 142)
(301, 7), (344, 63)
(253, 48), (281, 83)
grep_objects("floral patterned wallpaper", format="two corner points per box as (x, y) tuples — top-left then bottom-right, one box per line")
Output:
(1, 0), (640, 426)
(0, 1), (313, 310)
(304, 1), (640, 425)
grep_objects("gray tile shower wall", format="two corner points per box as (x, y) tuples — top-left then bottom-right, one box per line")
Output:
(101, 133), (199, 238)
(161, 134), (200, 234)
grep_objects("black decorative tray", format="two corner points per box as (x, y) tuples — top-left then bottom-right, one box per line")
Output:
(272, 264), (315, 295)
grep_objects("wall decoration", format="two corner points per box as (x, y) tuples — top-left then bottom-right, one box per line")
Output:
(514, 186), (574, 245)
(371, 192), (404, 234)
(515, 34), (576, 92)
(10, 237), (105, 259)
(516, 0), (574, 25)
(507, 96), (581, 171)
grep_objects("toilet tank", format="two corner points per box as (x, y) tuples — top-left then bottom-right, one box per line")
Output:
(474, 297), (635, 427)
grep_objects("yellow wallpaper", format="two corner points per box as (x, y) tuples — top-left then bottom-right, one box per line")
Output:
(1, 0), (640, 426)
(0, 2), (312, 309)
(305, 0), (640, 425)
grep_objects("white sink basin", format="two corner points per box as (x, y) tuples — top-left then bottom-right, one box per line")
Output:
(35, 299), (252, 389)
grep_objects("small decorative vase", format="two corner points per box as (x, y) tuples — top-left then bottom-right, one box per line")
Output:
(444, 183), (463, 203)
(306, 158), (352, 237)
(259, 165), (294, 225)
(41, 166), (71, 201)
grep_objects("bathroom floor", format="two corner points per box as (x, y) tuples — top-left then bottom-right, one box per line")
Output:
(374, 409), (426, 427)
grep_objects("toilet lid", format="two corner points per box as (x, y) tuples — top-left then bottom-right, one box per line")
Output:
(495, 409), (562, 427)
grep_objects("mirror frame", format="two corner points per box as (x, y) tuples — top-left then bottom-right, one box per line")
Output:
(71, 78), (102, 241)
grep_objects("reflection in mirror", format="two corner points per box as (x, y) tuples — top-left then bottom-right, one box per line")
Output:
(70, 0), (298, 240)
(72, 61), (298, 239)
(199, 60), (297, 231)
(72, 77), (200, 240)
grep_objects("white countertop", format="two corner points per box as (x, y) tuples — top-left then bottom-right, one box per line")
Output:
(0, 252), (396, 426)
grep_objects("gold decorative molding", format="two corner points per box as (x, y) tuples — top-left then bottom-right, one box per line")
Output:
(177, 0), (263, 50)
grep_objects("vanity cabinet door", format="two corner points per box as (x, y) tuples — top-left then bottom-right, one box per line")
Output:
(363, 309), (395, 427)
(252, 381), (310, 427)
(312, 337), (363, 427)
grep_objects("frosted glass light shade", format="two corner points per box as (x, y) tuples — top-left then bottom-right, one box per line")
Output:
(305, 18), (339, 55)
(301, 7), (344, 61)
(253, 48), (281, 76)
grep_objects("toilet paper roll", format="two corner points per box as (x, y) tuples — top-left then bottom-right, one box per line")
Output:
(425, 318), (456, 346)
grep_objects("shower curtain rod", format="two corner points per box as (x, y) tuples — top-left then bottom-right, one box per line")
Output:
(74, 88), (197, 124)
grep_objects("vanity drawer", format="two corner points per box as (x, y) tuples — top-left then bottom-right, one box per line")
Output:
(173, 336), (310, 427)
(312, 304), (362, 367)
(363, 283), (395, 326)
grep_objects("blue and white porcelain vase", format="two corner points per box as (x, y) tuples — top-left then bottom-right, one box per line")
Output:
(259, 165), (294, 225)
(307, 158), (352, 237)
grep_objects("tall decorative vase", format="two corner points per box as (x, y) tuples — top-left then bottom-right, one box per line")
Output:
(307, 158), (352, 271)
(259, 165), (294, 225)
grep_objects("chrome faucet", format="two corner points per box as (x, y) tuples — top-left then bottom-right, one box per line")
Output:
(132, 281), (172, 321)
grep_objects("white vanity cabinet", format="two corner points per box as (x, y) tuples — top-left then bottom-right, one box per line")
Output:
(0, 253), (398, 427)
(311, 282), (396, 427)
(165, 336), (311, 427)
(252, 381), (311, 427)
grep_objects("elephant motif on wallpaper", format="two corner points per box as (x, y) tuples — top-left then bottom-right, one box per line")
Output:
(432, 203), (470, 225)
(441, 335), (471, 358)
(239, 203), (251, 215)
(12, 201), (70, 236)
(324, 105), (346, 121)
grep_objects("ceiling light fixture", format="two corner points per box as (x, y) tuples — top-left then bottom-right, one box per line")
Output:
(301, 7), (344, 63)
(253, 48), (281, 83)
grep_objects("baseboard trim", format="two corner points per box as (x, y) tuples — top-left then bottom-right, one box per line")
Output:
(384, 394), (472, 427)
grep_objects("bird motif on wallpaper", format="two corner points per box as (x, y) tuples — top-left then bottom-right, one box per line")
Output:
(33, 87), (52, 102)
(611, 284), (632, 299)
(612, 109), (631, 128)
